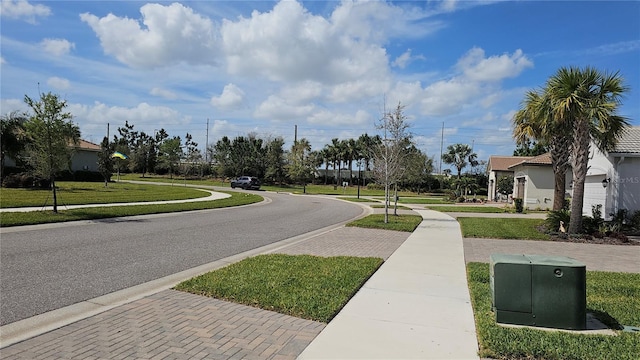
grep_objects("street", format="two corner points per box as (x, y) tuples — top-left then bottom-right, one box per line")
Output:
(0, 192), (363, 325)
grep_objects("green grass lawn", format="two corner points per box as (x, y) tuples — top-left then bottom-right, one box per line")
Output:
(373, 197), (452, 204)
(0, 181), (209, 208)
(468, 263), (640, 360)
(459, 217), (549, 240)
(175, 254), (383, 323)
(426, 205), (507, 213)
(346, 214), (422, 232)
(0, 192), (262, 227)
(337, 197), (379, 203)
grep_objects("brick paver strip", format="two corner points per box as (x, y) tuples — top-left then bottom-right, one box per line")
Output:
(464, 238), (640, 273)
(0, 227), (408, 360)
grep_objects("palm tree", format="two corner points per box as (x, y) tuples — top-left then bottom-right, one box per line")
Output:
(546, 66), (629, 234)
(345, 138), (357, 182)
(1, 111), (28, 180)
(442, 143), (477, 178)
(513, 89), (572, 211)
(329, 138), (343, 187)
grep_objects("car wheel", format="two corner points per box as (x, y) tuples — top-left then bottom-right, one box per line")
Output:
(231, 184), (235, 189)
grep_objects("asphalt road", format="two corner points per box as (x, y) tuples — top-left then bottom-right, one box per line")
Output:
(0, 191), (363, 325)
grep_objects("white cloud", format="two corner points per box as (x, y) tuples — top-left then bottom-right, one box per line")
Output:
(70, 102), (190, 133)
(41, 38), (75, 56)
(80, 3), (219, 68)
(392, 49), (425, 69)
(456, 47), (533, 82)
(420, 79), (481, 116)
(279, 81), (324, 105)
(307, 109), (370, 127)
(210, 83), (245, 110)
(254, 95), (316, 121)
(221, 0), (390, 88)
(150, 87), (177, 100)
(0, 0), (50, 23)
(47, 76), (70, 90)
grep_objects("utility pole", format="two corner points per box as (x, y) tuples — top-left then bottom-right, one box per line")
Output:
(294, 124), (297, 143)
(205, 118), (209, 163)
(439, 121), (444, 174)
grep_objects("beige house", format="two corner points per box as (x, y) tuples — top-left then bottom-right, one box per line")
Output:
(70, 139), (101, 172)
(5, 139), (101, 172)
(486, 156), (532, 201)
(508, 153), (563, 211)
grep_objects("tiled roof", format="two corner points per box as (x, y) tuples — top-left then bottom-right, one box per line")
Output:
(70, 139), (101, 151)
(611, 127), (640, 154)
(487, 156), (533, 171)
(508, 152), (552, 169)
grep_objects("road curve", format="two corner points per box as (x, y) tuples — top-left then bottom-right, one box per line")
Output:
(0, 191), (364, 325)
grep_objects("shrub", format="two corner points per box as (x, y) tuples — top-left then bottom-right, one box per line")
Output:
(630, 210), (640, 231)
(545, 209), (570, 233)
(514, 198), (523, 213)
(366, 182), (384, 190)
(1, 173), (48, 188)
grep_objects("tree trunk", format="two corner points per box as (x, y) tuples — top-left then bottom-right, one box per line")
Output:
(393, 184), (398, 216)
(568, 120), (590, 234)
(550, 134), (571, 211)
(52, 176), (58, 213)
(552, 169), (566, 211)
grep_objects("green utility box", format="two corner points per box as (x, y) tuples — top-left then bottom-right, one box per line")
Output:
(490, 254), (586, 330)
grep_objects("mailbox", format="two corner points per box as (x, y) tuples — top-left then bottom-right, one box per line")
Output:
(490, 254), (586, 330)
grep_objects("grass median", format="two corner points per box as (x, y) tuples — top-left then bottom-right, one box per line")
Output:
(346, 214), (422, 232)
(0, 192), (262, 227)
(459, 217), (549, 240)
(0, 181), (209, 208)
(175, 254), (383, 323)
(468, 263), (640, 360)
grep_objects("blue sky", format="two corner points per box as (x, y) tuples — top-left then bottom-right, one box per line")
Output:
(1, 0), (639, 172)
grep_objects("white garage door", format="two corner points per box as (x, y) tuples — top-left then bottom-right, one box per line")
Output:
(582, 176), (606, 217)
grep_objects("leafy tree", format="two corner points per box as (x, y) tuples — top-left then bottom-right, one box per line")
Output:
(546, 66), (629, 234)
(497, 175), (514, 196)
(442, 143), (477, 178)
(513, 138), (548, 156)
(23, 92), (80, 212)
(401, 145), (434, 194)
(1, 111), (28, 179)
(97, 136), (114, 187)
(210, 134), (266, 179)
(287, 138), (315, 192)
(264, 136), (286, 184)
(158, 136), (182, 178)
(372, 102), (413, 223)
(183, 133), (202, 177)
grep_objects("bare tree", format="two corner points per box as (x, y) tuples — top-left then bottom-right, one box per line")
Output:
(372, 102), (413, 223)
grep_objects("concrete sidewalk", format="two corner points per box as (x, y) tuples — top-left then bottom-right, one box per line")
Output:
(0, 189), (230, 213)
(298, 209), (479, 359)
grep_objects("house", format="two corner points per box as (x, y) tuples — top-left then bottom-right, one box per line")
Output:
(486, 156), (533, 201)
(70, 139), (101, 172)
(4, 139), (101, 173)
(488, 126), (639, 217)
(584, 127), (640, 220)
(507, 153), (569, 211)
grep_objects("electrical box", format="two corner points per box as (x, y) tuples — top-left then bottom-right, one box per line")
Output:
(490, 254), (586, 330)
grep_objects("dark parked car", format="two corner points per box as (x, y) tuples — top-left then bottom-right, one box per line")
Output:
(230, 176), (261, 190)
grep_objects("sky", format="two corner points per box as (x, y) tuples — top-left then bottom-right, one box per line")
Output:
(1, 0), (639, 173)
